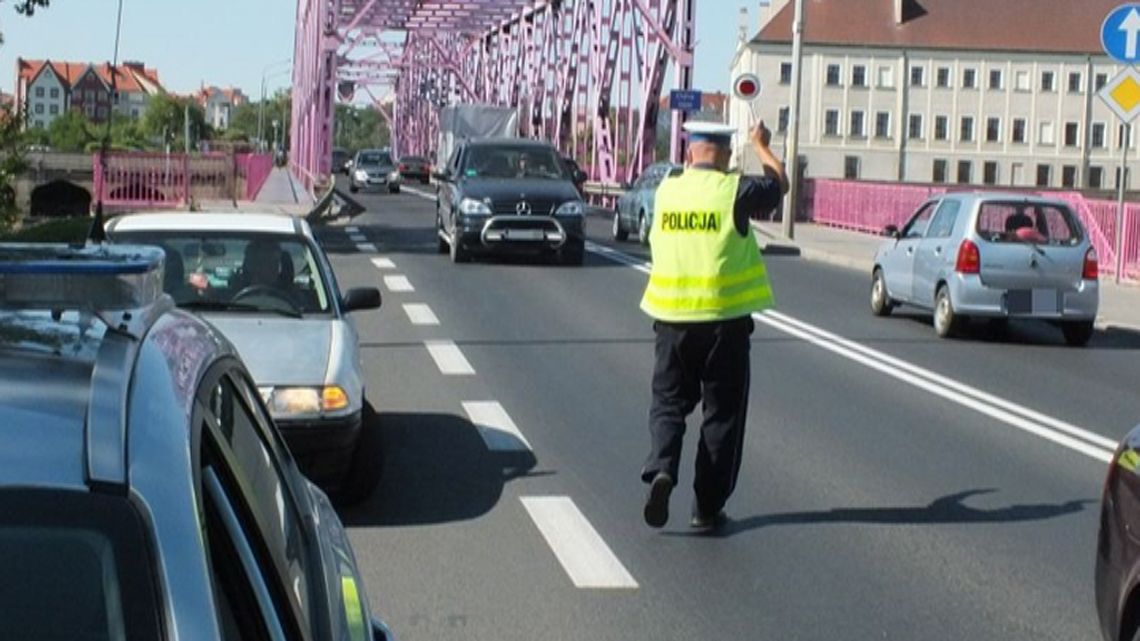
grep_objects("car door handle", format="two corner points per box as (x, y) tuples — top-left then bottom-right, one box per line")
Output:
(906, 247), (915, 256)
(933, 246), (942, 255)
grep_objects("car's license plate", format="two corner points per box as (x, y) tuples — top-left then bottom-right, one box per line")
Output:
(505, 229), (545, 240)
(1007, 289), (1059, 314)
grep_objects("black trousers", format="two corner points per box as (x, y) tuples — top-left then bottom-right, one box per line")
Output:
(642, 316), (753, 516)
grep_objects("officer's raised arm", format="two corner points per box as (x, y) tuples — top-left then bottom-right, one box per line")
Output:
(750, 121), (789, 195)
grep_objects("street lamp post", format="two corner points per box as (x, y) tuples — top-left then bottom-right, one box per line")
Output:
(783, 0), (806, 240)
(258, 58), (291, 151)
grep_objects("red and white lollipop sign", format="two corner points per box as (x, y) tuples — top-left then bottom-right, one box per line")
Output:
(734, 73), (763, 123)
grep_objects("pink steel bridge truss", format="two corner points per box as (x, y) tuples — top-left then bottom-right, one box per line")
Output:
(291, 0), (696, 193)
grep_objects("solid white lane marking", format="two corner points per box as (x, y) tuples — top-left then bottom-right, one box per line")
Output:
(463, 401), (531, 451)
(356, 243), (379, 253)
(402, 185), (437, 201)
(585, 242), (1118, 464)
(371, 257), (397, 270)
(403, 303), (440, 326)
(521, 496), (638, 589)
(424, 340), (475, 375)
(383, 275), (415, 292)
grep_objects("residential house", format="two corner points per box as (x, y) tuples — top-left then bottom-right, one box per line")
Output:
(71, 66), (112, 122)
(14, 58), (165, 129)
(197, 86), (249, 131)
(730, 0), (1137, 190)
(16, 59), (70, 129)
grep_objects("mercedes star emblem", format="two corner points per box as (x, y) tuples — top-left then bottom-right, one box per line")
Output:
(516, 200), (532, 215)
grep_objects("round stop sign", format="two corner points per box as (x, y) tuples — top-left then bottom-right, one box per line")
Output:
(733, 73), (762, 101)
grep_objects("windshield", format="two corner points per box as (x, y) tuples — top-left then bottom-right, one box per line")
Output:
(401, 156), (428, 164)
(975, 201), (1083, 245)
(357, 151), (392, 166)
(463, 146), (567, 180)
(112, 232), (333, 317)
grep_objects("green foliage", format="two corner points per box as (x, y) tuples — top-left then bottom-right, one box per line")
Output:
(225, 90), (291, 149)
(0, 217), (90, 243)
(141, 93), (209, 149)
(45, 110), (95, 152)
(0, 105), (27, 230)
(334, 104), (390, 152)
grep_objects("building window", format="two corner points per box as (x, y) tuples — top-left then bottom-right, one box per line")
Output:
(1015, 71), (1030, 92)
(1120, 124), (1134, 149)
(851, 65), (867, 88)
(960, 116), (975, 142)
(1064, 122), (1079, 147)
(1117, 166), (1129, 190)
(957, 160), (972, 184)
(85, 105), (94, 118)
(1012, 118), (1027, 143)
(986, 117), (1001, 142)
(131, 108), (140, 119)
(49, 87), (59, 99)
(824, 109), (840, 136)
(936, 67), (951, 88)
(1036, 164), (1051, 187)
(1096, 73), (1108, 91)
(1093, 122), (1107, 148)
(34, 87), (44, 98)
(778, 107), (790, 133)
(908, 114), (923, 140)
(910, 65), (925, 87)
(780, 62), (792, 85)
(1068, 72), (1082, 93)
(1041, 71), (1055, 92)
(1089, 166), (1104, 189)
(96, 107), (107, 120)
(850, 110), (865, 138)
(932, 159), (948, 183)
(984, 161), (999, 185)
(34, 103), (43, 114)
(989, 69), (1003, 89)
(875, 112), (891, 139)
(1062, 165), (1078, 188)
(49, 104), (58, 115)
(33, 119), (44, 129)
(877, 66), (894, 88)
(934, 115), (949, 141)
(826, 64), (842, 87)
(86, 90), (96, 101)
(962, 68), (977, 89)
(844, 156), (860, 180)
(1039, 121), (1055, 145)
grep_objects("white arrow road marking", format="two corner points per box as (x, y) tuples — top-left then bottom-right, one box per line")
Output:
(521, 496), (638, 589)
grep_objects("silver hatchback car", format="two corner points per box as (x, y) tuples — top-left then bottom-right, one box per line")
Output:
(871, 192), (1099, 346)
(0, 243), (393, 641)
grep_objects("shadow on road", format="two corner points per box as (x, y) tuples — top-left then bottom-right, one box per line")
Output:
(666, 489), (1092, 538)
(890, 313), (1140, 350)
(338, 411), (538, 527)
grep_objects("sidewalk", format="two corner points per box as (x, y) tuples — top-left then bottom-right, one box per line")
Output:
(753, 221), (1140, 332)
(195, 167), (310, 216)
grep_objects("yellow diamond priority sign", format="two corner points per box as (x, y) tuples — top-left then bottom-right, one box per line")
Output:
(1100, 67), (1140, 123)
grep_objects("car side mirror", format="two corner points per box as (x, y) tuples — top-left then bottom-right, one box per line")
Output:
(883, 224), (900, 239)
(342, 287), (381, 312)
(372, 618), (394, 641)
(573, 169), (588, 184)
(433, 171), (450, 182)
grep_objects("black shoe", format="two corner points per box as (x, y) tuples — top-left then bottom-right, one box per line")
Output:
(689, 509), (728, 531)
(643, 473), (674, 528)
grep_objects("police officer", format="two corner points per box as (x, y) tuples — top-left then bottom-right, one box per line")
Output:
(641, 120), (788, 530)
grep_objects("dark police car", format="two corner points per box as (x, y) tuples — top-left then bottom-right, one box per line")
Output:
(435, 138), (589, 265)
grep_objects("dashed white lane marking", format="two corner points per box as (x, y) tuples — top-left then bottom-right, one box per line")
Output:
(424, 340), (475, 375)
(402, 185), (437, 201)
(521, 496), (639, 589)
(403, 303), (440, 326)
(585, 241), (1118, 464)
(383, 275), (415, 292)
(356, 243), (379, 253)
(346, 226), (360, 234)
(463, 401), (531, 451)
(371, 257), (397, 270)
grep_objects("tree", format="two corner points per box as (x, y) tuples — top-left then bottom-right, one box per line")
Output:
(45, 110), (94, 152)
(334, 104), (390, 152)
(0, 105), (27, 229)
(140, 93), (209, 149)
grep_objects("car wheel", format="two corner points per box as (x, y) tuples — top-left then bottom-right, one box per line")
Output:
(560, 241), (585, 266)
(612, 211), (629, 242)
(349, 183), (359, 193)
(389, 184), (400, 194)
(638, 211), (649, 245)
(870, 268), (894, 317)
(333, 400), (384, 507)
(933, 285), (963, 338)
(1061, 320), (1095, 347)
(450, 233), (470, 263)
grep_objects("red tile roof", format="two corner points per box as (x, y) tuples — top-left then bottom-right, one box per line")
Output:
(16, 58), (164, 93)
(756, 0), (1120, 55)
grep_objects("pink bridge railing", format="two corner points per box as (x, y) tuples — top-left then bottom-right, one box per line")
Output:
(804, 179), (1140, 282)
(235, 153), (274, 200)
(93, 152), (274, 209)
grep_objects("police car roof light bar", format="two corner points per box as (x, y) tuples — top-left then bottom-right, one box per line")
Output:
(0, 244), (165, 312)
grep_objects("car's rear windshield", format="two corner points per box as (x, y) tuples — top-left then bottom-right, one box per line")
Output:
(357, 151), (391, 166)
(463, 145), (567, 180)
(975, 201), (1083, 246)
(0, 489), (163, 641)
(401, 156), (428, 163)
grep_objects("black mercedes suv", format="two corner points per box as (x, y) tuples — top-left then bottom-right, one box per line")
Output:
(435, 138), (589, 265)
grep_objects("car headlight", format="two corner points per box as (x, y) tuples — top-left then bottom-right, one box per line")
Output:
(266, 386), (350, 416)
(556, 201), (585, 216)
(354, 169), (369, 181)
(389, 171), (401, 182)
(459, 197), (492, 216)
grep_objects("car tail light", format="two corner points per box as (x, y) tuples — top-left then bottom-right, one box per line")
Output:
(955, 239), (980, 274)
(399, 164), (408, 171)
(1083, 247), (1099, 280)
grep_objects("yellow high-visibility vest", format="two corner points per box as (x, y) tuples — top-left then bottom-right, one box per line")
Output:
(640, 168), (775, 322)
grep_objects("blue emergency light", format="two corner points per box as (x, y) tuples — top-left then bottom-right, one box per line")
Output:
(0, 244), (165, 311)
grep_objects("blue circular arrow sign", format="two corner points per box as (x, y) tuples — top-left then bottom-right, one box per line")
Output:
(1103, 4), (1140, 63)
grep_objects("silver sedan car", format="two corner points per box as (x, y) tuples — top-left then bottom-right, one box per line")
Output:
(612, 162), (679, 245)
(871, 192), (1099, 346)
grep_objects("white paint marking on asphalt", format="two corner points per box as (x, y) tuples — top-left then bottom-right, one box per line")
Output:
(521, 496), (638, 589)
(424, 340), (475, 375)
(356, 243), (379, 253)
(463, 401), (532, 451)
(345, 226), (360, 234)
(383, 275), (415, 292)
(402, 185), (437, 201)
(349, 234), (368, 243)
(403, 303), (440, 326)
(371, 257), (397, 270)
(585, 241), (1118, 464)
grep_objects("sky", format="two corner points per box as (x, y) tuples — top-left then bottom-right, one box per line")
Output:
(0, 0), (755, 97)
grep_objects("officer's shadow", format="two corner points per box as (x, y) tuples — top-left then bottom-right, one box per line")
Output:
(669, 489), (1092, 538)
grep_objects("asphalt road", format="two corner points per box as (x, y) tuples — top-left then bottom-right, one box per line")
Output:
(316, 183), (1140, 641)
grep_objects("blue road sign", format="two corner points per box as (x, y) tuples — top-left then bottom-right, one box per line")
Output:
(1102, 4), (1140, 63)
(669, 89), (703, 112)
